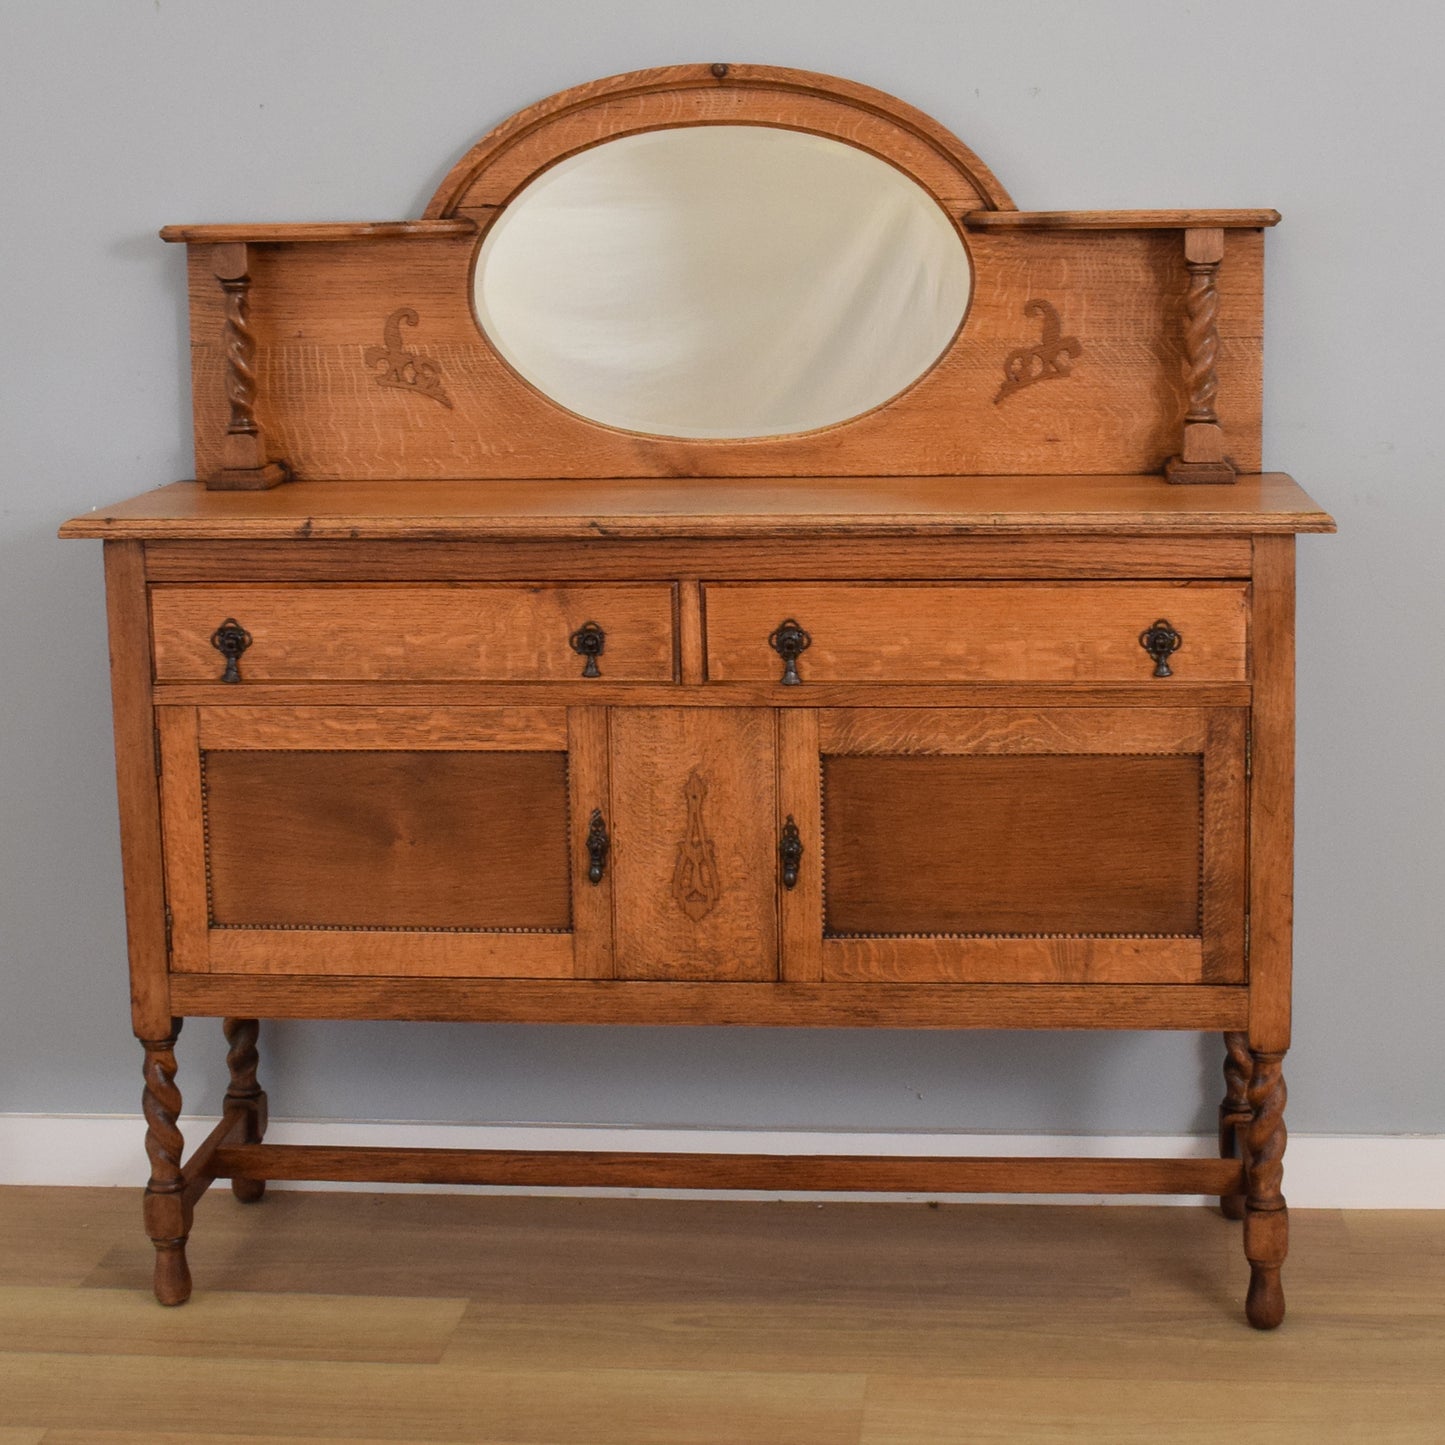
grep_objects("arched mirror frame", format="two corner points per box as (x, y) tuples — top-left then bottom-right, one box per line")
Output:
(423, 63), (1016, 472)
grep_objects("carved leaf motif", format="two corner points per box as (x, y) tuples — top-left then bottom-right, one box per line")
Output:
(671, 770), (722, 921)
(994, 298), (1082, 404)
(364, 307), (454, 409)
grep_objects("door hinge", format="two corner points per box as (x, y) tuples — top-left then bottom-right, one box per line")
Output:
(153, 728), (163, 777)
(164, 906), (173, 954)
(1244, 728), (1252, 780)
(1243, 912), (1250, 962)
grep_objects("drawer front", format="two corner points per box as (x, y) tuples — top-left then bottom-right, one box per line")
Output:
(704, 583), (1248, 684)
(151, 583), (677, 683)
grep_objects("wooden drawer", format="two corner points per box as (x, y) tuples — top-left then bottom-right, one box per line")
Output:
(150, 583), (677, 683)
(703, 583), (1248, 684)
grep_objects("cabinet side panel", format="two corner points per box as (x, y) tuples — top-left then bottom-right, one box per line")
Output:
(610, 707), (778, 980)
(102, 541), (172, 1034)
(1248, 536), (1296, 1050)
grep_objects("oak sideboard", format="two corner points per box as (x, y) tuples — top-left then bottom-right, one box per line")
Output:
(61, 63), (1333, 1326)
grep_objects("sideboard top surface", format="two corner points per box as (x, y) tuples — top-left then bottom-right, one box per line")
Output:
(60, 473), (1334, 542)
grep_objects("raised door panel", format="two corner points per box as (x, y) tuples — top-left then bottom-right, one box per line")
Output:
(609, 707), (778, 980)
(158, 705), (611, 977)
(780, 707), (1246, 984)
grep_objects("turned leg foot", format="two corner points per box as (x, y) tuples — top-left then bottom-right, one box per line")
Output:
(223, 1017), (268, 1202)
(141, 1022), (192, 1306)
(1218, 1031), (1252, 1220)
(1243, 1049), (1288, 1329)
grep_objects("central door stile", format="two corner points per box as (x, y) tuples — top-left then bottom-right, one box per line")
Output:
(567, 705), (615, 979)
(777, 709), (823, 982)
(608, 707), (779, 980)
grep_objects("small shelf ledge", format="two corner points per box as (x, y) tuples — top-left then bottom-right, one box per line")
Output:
(159, 220), (478, 244)
(961, 209), (1281, 231)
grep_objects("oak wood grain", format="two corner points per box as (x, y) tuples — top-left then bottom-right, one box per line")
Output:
(150, 583), (677, 683)
(166, 976), (1249, 1029)
(209, 1144), (1245, 1195)
(817, 706), (1211, 756)
(195, 704), (567, 751)
(777, 710), (824, 983)
(568, 705), (615, 980)
(705, 582), (1249, 684)
(141, 535), (1257, 581)
(962, 208), (1281, 230)
(101, 542), (172, 1035)
(154, 680), (1257, 711)
(819, 936), (1204, 985)
(1248, 536), (1296, 1053)
(160, 220), (476, 243)
(820, 753), (1203, 938)
(609, 708), (778, 981)
(60, 474), (1335, 540)
(202, 749), (571, 929)
(424, 63), (1014, 217)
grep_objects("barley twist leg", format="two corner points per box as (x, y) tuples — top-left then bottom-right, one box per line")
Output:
(141, 1021), (191, 1305)
(1218, 1031), (1252, 1219)
(223, 1017), (268, 1202)
(1243, 1050), (1288, 1329)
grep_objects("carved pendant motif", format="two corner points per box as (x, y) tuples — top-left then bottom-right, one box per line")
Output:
(365, 307), (454, 408)
(994, 298), (1082, 404)
(671, 770), (722, 921)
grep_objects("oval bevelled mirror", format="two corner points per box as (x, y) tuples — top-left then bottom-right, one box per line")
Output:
(472, 125), (972, 439)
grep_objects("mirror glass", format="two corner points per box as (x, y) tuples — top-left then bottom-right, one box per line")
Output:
(473, 126), (971, 438)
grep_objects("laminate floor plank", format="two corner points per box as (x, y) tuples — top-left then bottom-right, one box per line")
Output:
(40, 1435), (562, 1445)
(0, 1190), (134, 1287)
(442, 1291), (1445, 1384)
(0, 1354), (865, 1445)
(2, 1189), (1442, 1444)
(1340, 1209), (1445, 1255)
(858, 1374), (1445, 1445)
(83, 1192), (1168, 1304)
(0, 1286), (466, 1364)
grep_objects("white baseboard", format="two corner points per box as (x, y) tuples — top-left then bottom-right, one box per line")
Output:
(1, 1115), (1441, 1207)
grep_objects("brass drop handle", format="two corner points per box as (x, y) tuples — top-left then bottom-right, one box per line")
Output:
(768, 618), (812, 686)
(586, 809), (610, 884)
(1139, 619), (1182, 678)
(569, 621), (606, 678)
(209, 618), (252, 684)
(779, 815), (803, 890)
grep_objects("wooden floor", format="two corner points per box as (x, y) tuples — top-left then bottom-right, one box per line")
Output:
(0, 1188), (1440, 1443)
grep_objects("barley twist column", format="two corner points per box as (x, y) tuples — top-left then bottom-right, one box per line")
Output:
(1165, 227), (1237, 484)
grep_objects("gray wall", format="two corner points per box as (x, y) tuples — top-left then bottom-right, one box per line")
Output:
(3, 0), (1439, 1136)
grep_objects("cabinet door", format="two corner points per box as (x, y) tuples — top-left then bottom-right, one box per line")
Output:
(609, 707), (778, 980)
(157, 705), (612, 978)
(779, 708), (1246, 984)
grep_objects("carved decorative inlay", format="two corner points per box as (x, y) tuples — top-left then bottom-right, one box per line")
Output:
(365, 307), (453, 408)
(994, 299), (1082, 404)
(671, 770), (722, 921)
